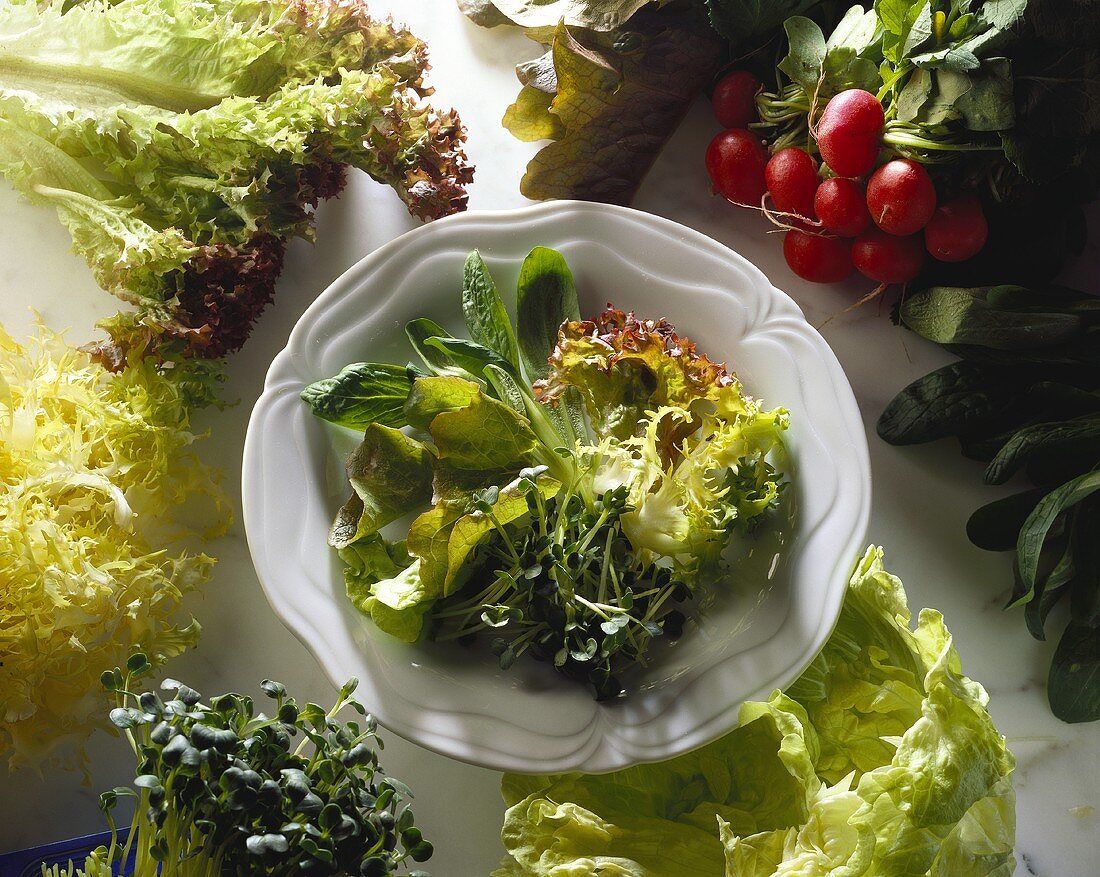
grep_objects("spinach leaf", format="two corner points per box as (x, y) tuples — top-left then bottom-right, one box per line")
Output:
(1070, 499), (1100, 626)
(1025, 581), (1070, 640)
(516, 246), (580, 382)
(424, 336), (518, 378)
(967, 488), (1047, 551)
(406, 317), (461, 373)
(300, 362), (412, 430)
(1016, 470), (1100, 602)
(1049, 621), (1100, 723)
(984, 415), (1100, 484)
(900, 286), (1085, 349)
(462, 250), (521, 372)
(877, 362), (1015, 444)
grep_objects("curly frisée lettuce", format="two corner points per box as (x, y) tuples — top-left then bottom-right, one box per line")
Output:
(303, 247), (787, 699)
(494, 547), (1017, 877)
(0, 324), (228, 772)
(0, 0), (472, 363)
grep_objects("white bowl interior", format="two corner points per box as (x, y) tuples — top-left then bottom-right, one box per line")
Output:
(243, 202), (870, 773)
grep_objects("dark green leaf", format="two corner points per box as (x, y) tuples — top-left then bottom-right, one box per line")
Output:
(301, 362), (412, 430)
(423, 336), (516, 378)
(1048, 621), (1100, 723)
(967, 488), (1047, 551)
(462, 250), (520, 371)
(984, 415), (1100, 484)
(1017, 470), (1100, 600)
(516, 246), (579, 383)
(705, 0), (820, 45)
(1070, 499), (1100, 626)
(878, 362), (1015, 444)
(1025, 582), (1069, 640)
(406, 318), (460, 374)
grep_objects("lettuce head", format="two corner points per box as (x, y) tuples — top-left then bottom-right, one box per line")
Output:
(494, 547), (1016, 877)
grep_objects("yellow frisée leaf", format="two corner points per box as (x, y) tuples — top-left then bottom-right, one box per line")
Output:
(0, 323), (228, 773)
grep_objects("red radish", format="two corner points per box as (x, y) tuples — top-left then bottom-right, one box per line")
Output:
(866, 159), (936, 235)
(816, 89), (885, 177)
(814, 177), (870, 237)
(712, 71), (762, 129)
(925, 195), (989, 262)
(852, 229), (924, 283)
(706, 129), (768, 205)
(783, 230), (854, 283)
(766, 148), (818, 218)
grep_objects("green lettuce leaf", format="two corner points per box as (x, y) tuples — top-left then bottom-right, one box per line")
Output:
(0, 0), (472, 362)
(342, 537), (428, 643)
(330, 424), (433, 546)
(495, 547), (1016, 876)
(500, 5), (723, 204)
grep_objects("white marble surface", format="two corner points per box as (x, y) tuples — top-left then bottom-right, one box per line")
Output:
(1, 2), (1098, 874)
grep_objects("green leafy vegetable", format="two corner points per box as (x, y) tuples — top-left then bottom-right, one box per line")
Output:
(0, 323), (228, 773)
(301, 363), (414, 430)
(880, 282), (1100, 722)
(493, 547), (1017, 876)
(0, 0), (472, 363)
(516, 246), (580, 381)
(48, 669), (432, 877)
(463, 250), (522, 372)
(306, 247), (788, 698)
(491, 4), (724, 204)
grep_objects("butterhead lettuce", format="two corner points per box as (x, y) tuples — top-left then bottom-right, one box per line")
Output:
(494, 547), (1016, 876)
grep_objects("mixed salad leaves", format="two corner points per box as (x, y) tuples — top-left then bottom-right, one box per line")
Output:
(494, 547), (1017, 876)
(0, 0), (472, 365)
(303, 247), (788, 698)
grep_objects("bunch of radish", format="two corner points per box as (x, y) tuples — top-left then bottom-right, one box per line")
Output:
(705, 74), (989, 288)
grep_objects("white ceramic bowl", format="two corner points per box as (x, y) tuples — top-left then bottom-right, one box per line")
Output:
(243, 201), (870, 774)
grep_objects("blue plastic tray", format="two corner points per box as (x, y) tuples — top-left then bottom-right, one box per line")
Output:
(0, 832), (133, 877)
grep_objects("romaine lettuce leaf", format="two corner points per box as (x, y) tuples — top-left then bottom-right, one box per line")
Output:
(494, 548), (1016, 877)
(0, 0), (472, 362)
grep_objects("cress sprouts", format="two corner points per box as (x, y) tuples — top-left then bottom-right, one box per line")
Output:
(46, 658), (431, 877)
